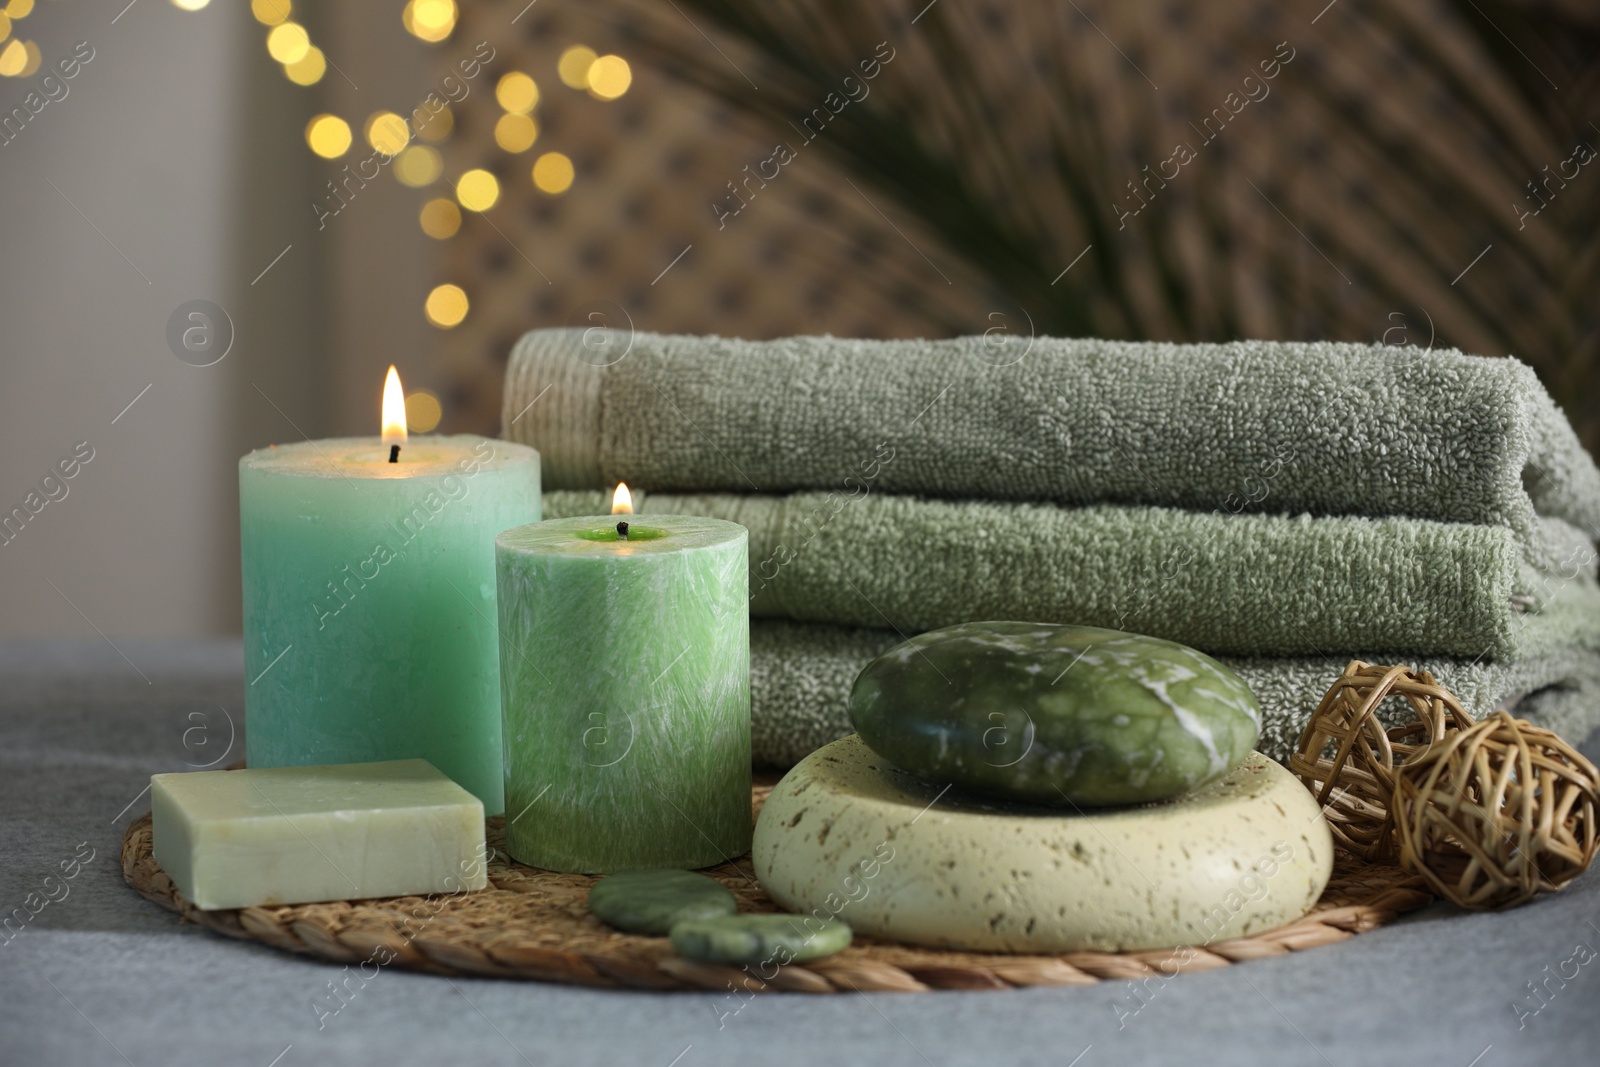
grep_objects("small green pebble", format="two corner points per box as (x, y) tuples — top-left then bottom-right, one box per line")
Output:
(670, 913), (852, 964)
(587, 869), (737, 935)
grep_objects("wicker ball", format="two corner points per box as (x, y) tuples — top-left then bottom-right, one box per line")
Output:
(1288, 661), (1474, 863)
(1391, 711), (1600, 910)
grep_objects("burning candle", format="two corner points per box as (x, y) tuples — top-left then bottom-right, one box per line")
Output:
(239, 367), (540, 813)
(495, 483), (750, 873)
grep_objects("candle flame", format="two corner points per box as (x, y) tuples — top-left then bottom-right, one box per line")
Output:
(611, 482), (634, 514)
(381, 365), (408, 446)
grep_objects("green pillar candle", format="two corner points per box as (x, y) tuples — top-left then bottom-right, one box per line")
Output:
(240, 434), (540, 815)
(495, 512), (750, 873)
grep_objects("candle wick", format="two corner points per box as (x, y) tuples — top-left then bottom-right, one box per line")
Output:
(389, 444), (401, 464)
(616, 521), (629, 540)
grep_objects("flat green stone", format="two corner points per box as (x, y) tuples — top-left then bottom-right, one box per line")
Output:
(849, 622), (1262, 807)
(670, 913), (852, 964)
(587, 869), (737, 935)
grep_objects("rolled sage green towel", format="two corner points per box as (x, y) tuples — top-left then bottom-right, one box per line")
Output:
(543, 490), (1600, 661)
(746, 621), (1600, 769)
(504, 330), (1600, 569)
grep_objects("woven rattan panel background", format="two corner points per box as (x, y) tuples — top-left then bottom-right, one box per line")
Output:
(429, 0), (1600, 441)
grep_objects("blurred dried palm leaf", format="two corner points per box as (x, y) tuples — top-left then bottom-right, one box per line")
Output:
(606, 0), (1600, 444)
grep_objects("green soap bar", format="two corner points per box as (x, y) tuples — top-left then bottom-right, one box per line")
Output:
(587, 869), (737, 935)
(670, 913), (852, 964)
(849, 622), (1262, 806)
(151, 760), (487, 911)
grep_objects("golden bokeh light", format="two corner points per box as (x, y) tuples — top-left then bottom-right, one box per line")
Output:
(532, 152), (574, 195)
(17, 36), (36, 76)
(250, 0), (289, 26)
(5, 0), (33, 18)
(305, 114), (352, 159)
(415, 104), (453, 142)
(394, 145), (442, 187)
(171, 0), (210, 10)
(495, 71), (539, 114)
(403, 0), (456, 43)
(283, 46), (325, 85)
(266, 22), (310, 64)
(494, 113), (539, 154)
(418, 198), (461, 239)
(413, 0), (456, 30)
(455, 169), (500, 212)
(365, 111), (411, 157)
(0, 15), (10, 44)
(0, 39), (22, 77)
(557, 45), (597, 89)
(405, 391), (443, 433)
(587, 55), (631, 100)
(424, 284), (469, 328)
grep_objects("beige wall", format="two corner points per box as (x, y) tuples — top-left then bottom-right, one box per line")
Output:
(0, 1), (333, 638)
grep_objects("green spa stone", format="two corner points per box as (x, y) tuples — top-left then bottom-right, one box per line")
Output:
(849, 622), (1262, 806)
(587, 869), (738, 935)
(670, 913), (853, 965)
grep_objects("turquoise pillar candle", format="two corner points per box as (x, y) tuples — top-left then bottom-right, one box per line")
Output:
(241, 434), (540, 814)
(495, 512), (750, 873)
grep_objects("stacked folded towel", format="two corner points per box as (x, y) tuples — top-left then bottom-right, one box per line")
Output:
(506, 329), (1600, 767)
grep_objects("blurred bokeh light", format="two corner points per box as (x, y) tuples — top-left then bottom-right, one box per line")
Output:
(424, 284), (469, 328)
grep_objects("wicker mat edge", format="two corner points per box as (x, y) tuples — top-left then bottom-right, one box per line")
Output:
(120, 794), (1438, 993)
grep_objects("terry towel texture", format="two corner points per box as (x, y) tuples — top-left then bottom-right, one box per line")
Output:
(505, 330), (1600, 569)
(509, 328), (1600, 767)
(543, 489), (1600, 661)
(746, 621), (1600, 769)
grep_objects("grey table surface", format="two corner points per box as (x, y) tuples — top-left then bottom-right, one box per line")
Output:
(3, 639), (1598, 1067)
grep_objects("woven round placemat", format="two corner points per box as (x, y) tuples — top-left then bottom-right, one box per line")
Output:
(121, 782), (1435, 992)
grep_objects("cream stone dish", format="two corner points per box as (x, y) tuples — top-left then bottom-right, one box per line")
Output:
(753, 736), (1334, 953)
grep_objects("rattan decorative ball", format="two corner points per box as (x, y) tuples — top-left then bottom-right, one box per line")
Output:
(1289, 661), (1475, 863)
(1391, 711), (1600, 910)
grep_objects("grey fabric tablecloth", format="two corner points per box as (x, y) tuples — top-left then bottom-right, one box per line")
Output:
(2, 639), (1597, 1066)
